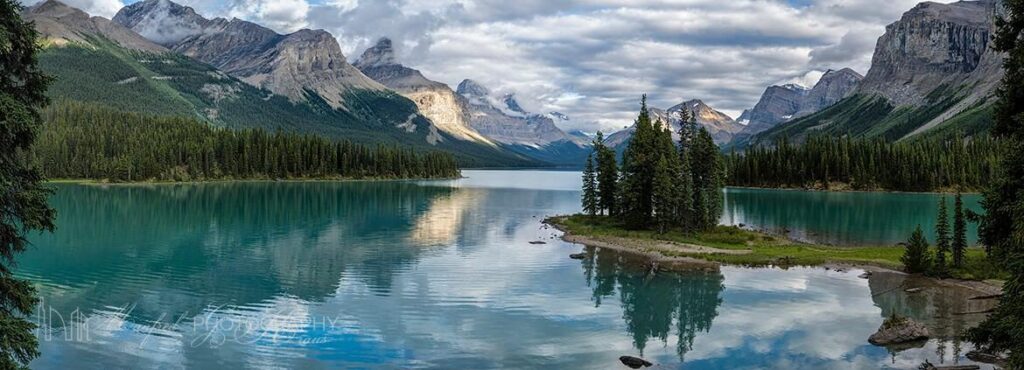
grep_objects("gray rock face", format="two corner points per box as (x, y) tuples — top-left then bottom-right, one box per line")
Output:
(355, 38), (493, 144)
(738, 84), (810, 137)
(858, 0), (998, 107)
(868, 316), (930, 345)
(26, 0), (166, 53)
(606, 99), (742, 148)
(795, 68), (864, 117)
(737, 68), (862, 139)
(455, 79), (585, 148)
(113, 0), (384, 109)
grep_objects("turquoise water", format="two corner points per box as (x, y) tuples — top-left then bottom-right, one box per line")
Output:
(20, 170), (992, 369)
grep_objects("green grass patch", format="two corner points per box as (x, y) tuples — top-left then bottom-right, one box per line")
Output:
(551, 214), (1003, 280)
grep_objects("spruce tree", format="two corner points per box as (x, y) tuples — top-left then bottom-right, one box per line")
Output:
(619, 95), (658, 228)
(0, 1), (56, 368)
(968, 1), (1024, 364)
(952, 192), (968, 268)
(652, 155), (675, 234)
(582, 153), (599, 216)
(902, 225), (932, 274)
(934, 197), (951, 277)
(593, 131), (618, 215)
(691, 127), (724, 231)
(677, 109), (696, 231)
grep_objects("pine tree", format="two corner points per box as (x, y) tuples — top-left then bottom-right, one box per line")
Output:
(619, 95), (658, 228)
(691, 127), (724, 231)
(677, 109), (696, 231)
(0, 1), (56, 368)
(967, 2), (1024, 364)
(582, 153), (599, 216)
(652, 155), (675, 234)
(593, 131), (618, 215)
(952, 192), (968, 268)
(933, 197), (951, 277)
(902, 225), (932, 274)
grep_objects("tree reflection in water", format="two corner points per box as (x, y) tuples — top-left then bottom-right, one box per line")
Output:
(579, 246), (724, 361)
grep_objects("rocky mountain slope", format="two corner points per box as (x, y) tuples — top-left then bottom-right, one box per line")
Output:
(733, 68), (863, 143)
(113, 0), (385, 110)
(606, 99), (743, 148)
(27, 0), (537, 167)
(749, 0), (1001, 144)
(456, 79), (590, 165)
(354, 38), (495, 146)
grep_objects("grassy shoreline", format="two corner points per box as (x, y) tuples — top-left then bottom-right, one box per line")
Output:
(546, 214), (1006, 286)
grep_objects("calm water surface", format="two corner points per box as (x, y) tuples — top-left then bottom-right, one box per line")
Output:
(20, 170), (994, 369)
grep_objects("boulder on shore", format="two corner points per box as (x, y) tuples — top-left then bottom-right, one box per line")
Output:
(869, 315), (929, 345)
(619, 355), (653, 368)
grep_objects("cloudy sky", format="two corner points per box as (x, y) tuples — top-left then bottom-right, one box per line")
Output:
(27, 0), (937, 133)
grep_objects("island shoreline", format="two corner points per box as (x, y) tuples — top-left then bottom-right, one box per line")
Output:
(545, 216), (1003, 296)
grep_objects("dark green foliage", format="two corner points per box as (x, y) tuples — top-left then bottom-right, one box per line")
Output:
(619, 96), (659, 228)
(594, 131), (619, 215)
(32, 102), (460, 181)
(726, 135), (1002, 192)
(952, 193), (968, 268)
(933, 197), (951, 277)
(967, 1), (1024, 366)
(0, 1), (56, 368)
(750, 86), (992, 145)
(582, 153), (599, 216)
(37, 39), (532, 168)
(902, 226), (932, 274)
(690, 127), (724, 231)
(652, 155), (675, 233)
(593, 96), (725, 233)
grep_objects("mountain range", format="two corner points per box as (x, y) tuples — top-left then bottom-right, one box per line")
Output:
(23, 0), (1005, 166)
(24, 0), (585, 167)
(353, 38), (590, 166)
(744, 0), (1001, 145)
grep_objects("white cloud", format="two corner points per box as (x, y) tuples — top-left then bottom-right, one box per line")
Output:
(20, 0), (125, 18)
(34, 0), (952, 133)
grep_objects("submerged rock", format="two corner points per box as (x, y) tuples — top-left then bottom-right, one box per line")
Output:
(869, 315), (930, 345)
(619, 355), (653, 369)
(569, 253), (586, 260)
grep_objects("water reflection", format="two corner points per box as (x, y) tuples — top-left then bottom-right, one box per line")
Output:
(580, 246), (724, 361)
(722, 188), (983, 245)
(18, 172), (1001, 369)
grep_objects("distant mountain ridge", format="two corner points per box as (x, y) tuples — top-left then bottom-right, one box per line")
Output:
(26, 0), (538, 167)
(113, 0), (385, 110)
(748, 0), (1002, 144)
(354, 38), (495, 146)
(606, 99), (743, 149)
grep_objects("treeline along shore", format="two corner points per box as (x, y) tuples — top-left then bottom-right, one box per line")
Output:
(30, 102), (461, 182)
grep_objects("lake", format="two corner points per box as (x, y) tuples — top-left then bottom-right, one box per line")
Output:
(20, 170), (993, 369)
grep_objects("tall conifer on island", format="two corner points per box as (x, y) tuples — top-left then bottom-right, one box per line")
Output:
(582, 153), (599, 216)
(691, 127), (724, 231)
(593, 131), (618, 215)
(652, 155), (675, 234)
(676, 109), (696, 231)
(902, 226), (932, 274)
(619, 95), (658, 228)
(933, 197), (951, 277)
(967, 0), (1024, 365)
(0, 1), (57, 368)
(952, 192), (968, 268)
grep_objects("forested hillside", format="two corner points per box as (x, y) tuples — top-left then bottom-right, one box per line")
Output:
(726, 136), (1003, 192)
(33, 102), (460, 181)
